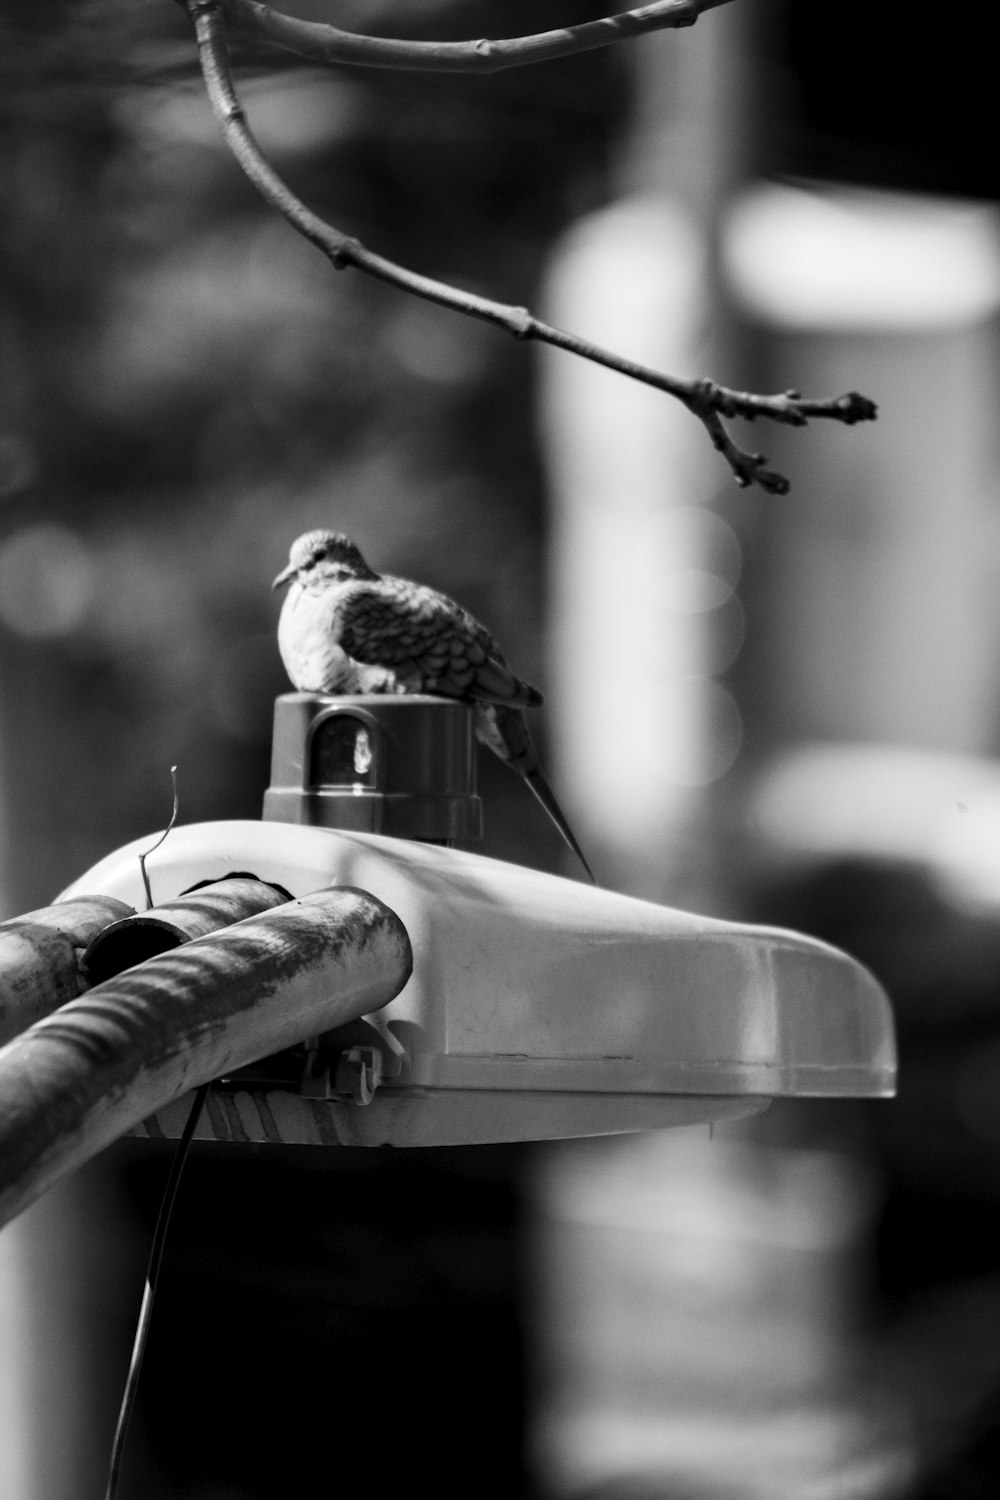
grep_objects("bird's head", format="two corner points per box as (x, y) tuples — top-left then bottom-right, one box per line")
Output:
(272, 530), (377, 590)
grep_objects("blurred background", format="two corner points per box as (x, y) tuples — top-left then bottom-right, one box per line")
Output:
(2, 1), (1000, 1496)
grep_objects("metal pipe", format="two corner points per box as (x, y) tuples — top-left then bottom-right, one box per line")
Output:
(0, 897), (135, 1047)
(0, 887), (411, 1231)
(81, 877), (290, 985)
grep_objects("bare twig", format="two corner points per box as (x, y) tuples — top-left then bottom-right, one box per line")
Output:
(217, 0), (735, 74)
(184, 1), (877, 493)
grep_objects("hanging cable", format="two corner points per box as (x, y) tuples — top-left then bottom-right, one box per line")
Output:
(103, 1081), (210, 1500)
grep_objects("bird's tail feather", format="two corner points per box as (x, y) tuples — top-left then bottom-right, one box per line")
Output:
(522, 765), (597, 884)
(483, 706), (596, 883)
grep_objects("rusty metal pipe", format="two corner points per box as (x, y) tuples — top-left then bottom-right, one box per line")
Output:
(0, 896), (135, 1046)
(0, 887), (411, 1232)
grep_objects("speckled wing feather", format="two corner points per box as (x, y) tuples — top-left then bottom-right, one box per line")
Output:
(336, 576), (543, 707)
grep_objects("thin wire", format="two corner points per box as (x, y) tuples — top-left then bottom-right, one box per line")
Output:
(138, 765), (180, 910)
(104, 1081), (210, 1500)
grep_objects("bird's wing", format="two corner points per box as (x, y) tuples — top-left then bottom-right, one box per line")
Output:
(338, 579), (542, 707)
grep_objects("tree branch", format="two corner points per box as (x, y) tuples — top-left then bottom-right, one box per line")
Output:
(184, 1), (877, 494)
(216, 0), (735, 74)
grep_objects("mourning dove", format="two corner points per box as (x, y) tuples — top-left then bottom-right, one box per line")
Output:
(273, 529), (594, 880)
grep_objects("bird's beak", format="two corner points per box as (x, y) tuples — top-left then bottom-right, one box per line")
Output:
(272, 562), (296, 591)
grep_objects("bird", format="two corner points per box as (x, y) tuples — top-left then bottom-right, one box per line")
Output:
(272, 529), (595, 881)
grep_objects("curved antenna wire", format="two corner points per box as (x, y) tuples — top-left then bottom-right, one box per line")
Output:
(138, 765), (179, 910)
